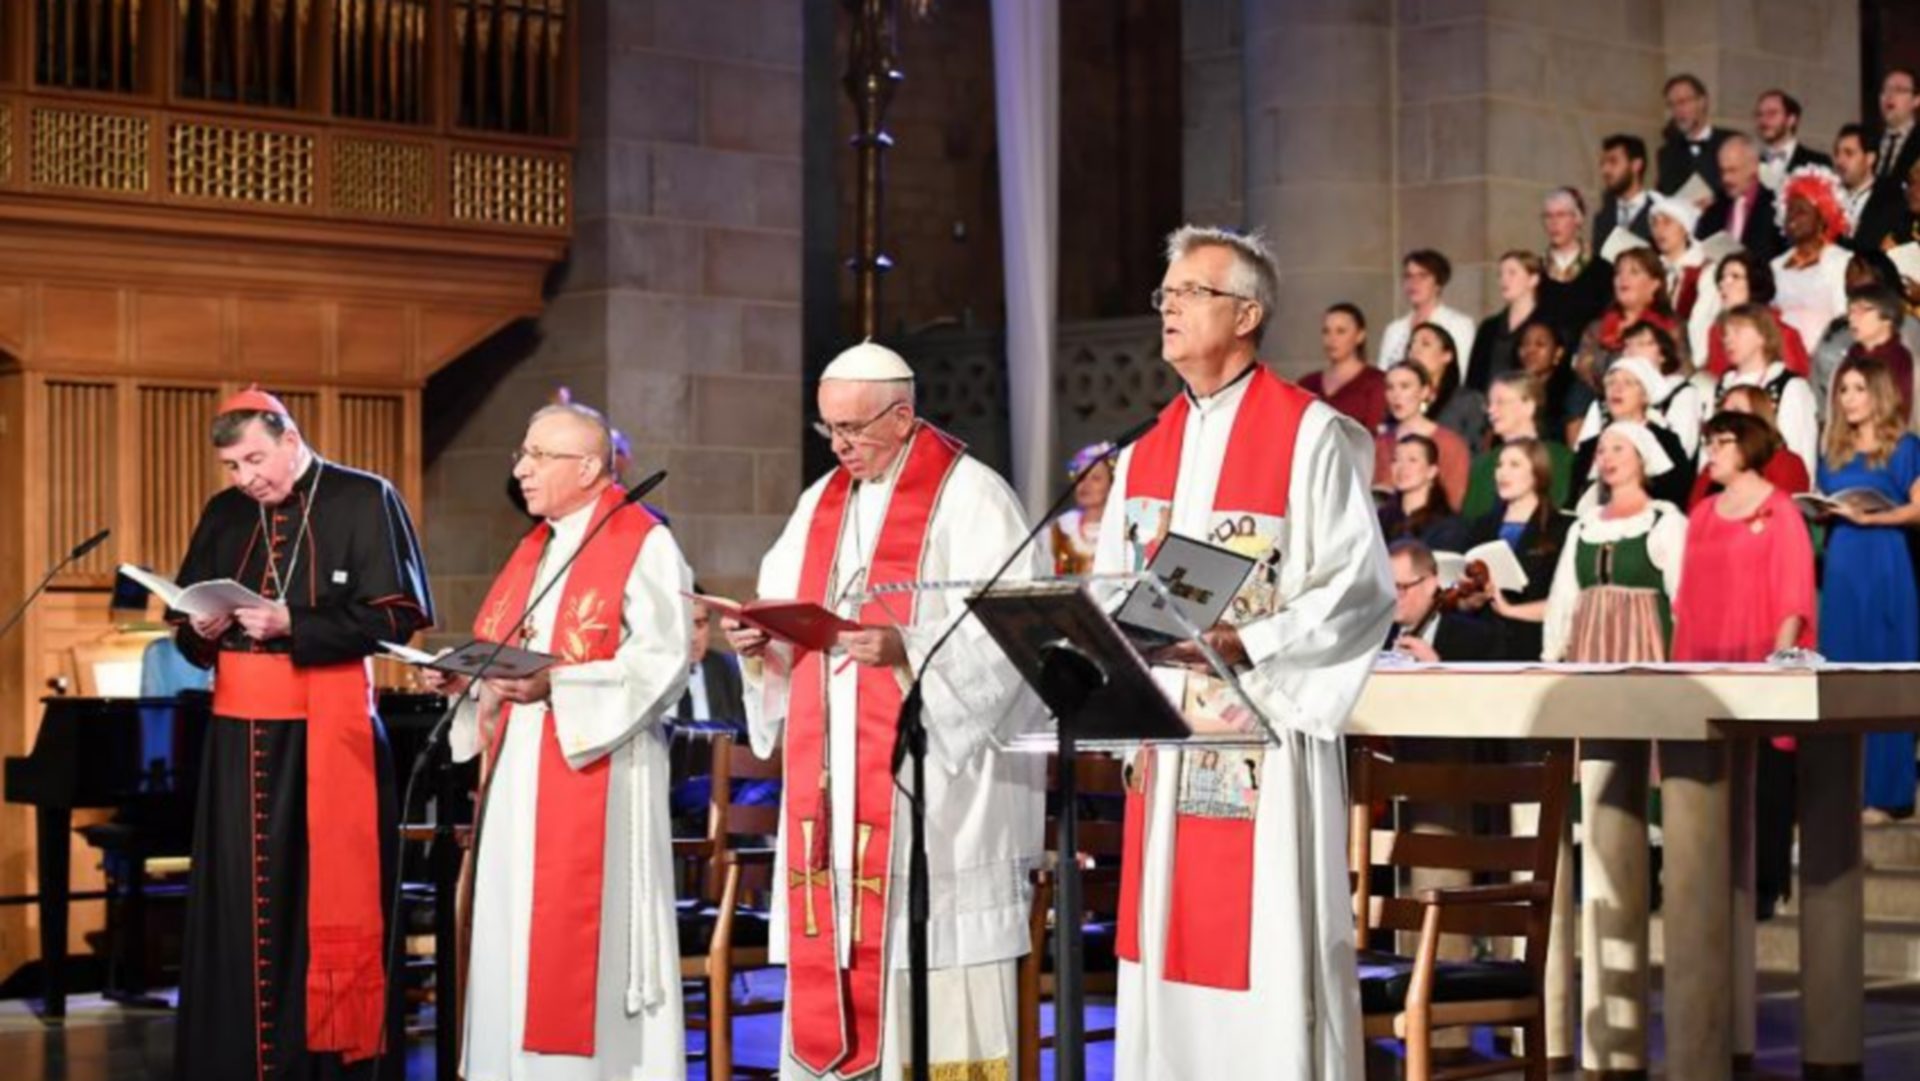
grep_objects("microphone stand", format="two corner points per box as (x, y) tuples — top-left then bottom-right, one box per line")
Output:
(892, 420), (1152, 1081)
(0, 529), (112, 643)
(384, 473), (664, 1076)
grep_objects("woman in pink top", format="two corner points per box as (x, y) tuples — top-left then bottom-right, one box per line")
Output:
(1671, 409), (1816, 918)
(1374, 359), (1470, 508)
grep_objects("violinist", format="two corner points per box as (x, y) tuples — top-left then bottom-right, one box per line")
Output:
(1386, 540), (1502, 661)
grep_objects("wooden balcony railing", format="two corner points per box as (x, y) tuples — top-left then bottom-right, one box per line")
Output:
(0, 0), (574, 241)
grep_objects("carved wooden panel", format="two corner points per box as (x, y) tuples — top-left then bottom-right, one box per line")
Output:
(336, 391), (403, 483)
(332, 136), (433, 219)
(450, 147), (569, 229)
(30, 106), (151, 193)
(169, 121), (316, 208)
(45, 380), (117, 580)
(137, 384), (222, 576)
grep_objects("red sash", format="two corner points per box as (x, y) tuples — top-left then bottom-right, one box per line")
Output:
(470, 484), (656, 1056)
(213, 652), (386, 1063)
(785, 423), (964, 1078)
(1114, 365), (1311, 991)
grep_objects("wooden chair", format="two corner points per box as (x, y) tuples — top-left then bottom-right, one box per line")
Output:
(678, 733), (783, 1080)
(1349, 748), (1569, 1081)
(1017, 753), (1127, 1080)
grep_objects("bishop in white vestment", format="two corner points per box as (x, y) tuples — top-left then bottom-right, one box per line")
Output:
(439, 404), (694, 1081)
(729, 343), (1046, 1081)
(1100, 228), (1394, 1080)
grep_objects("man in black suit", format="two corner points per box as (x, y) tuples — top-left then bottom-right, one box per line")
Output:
(1754, 89), (1832, 190)
(1836, 123), (1904, 253)
(667, 593), (760, 832)
(1383, 541), (1501, 662)
(1593, 133), (1655, 244)
(1698, 135), (1784, 261)
(1876, 67), (1920, 185)
(1657, 73), (1737, 197)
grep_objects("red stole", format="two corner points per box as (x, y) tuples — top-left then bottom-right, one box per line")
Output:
(471, 484), (656, 1056)
(213, 653), (386, 1063)
(785, 423), (964, 1078)
(1114, 365), (1312, 992)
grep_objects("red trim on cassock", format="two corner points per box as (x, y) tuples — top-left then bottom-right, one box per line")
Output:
(1115, 365), (1311, 991)
(215, 651), (386, 1063)
(470, 484), (657, 1056)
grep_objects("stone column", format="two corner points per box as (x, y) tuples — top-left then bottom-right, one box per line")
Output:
(424, 0), (806, 627)
(1580, 740), (1651, 1076)
(1659, 740), (1733, 1081)
(1730, 737), (1758, 1070)
(1240, 0), (1394, 376)
(1798, 734), (1866, 1076)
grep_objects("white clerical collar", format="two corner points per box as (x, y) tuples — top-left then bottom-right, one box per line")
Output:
(546, 491), (605, 543)
(1184, 361), (1257, 415)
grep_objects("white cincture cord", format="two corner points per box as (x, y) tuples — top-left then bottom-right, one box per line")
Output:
(625, 737), (663, 1014)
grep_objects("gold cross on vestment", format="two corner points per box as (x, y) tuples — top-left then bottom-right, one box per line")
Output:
(788, 818), (828, 937)
(851, 823), (884, 944)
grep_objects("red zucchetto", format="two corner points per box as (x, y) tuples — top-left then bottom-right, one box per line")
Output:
(217, 383), (292, 418)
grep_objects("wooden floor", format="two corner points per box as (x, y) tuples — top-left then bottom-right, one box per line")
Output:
(3, 975), (1919, 1079)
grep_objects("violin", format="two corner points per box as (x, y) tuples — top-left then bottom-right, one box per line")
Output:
(1435, 560), (1492, 612)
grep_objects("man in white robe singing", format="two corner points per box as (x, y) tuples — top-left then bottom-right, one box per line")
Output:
(725, 342), (1045, 1080)
(1097, 227), (1394, 1080)
(430, 403), (693, 1080)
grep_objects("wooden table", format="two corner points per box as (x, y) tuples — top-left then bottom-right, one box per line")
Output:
(1348, 665), (1920, 1081)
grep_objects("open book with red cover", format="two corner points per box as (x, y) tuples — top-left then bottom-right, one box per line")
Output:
(687, 593), (863, 652)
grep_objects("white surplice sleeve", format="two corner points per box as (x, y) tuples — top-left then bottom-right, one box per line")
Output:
(547, 527), (694, 770)
(1232, 412), (1396, 741)
(1540, 520), (1586, 662)
(899, 457), (1047, 774)
(740, 476), (828, 759)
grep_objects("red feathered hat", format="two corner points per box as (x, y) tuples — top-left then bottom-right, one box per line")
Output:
(1777, 166), (1848, 244)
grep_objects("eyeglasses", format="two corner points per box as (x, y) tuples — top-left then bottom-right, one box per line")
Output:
(811, 402), (903, 443)
(1394, 575), (1431, 594)
(1150, 283), (1250, 311)
(511, 447), (591, 465)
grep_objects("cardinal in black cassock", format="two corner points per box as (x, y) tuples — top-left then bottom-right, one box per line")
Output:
(169, 386), (433, 1081)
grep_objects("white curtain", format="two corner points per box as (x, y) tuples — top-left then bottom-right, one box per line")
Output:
(990, 0), (1059, 522)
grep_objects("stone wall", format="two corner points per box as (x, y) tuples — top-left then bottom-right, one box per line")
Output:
(1214, 0), (1861, 378)
(422, 0), (806, 632)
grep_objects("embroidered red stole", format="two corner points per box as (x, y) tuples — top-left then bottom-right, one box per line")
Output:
(212, 652), (386, 1063)
(1114, 365), (1312, 992)
(470, 484), (656, 1056)
(784, 423), (964, 1078)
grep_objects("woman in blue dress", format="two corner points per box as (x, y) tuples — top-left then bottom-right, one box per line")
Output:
(1817, 356), (1920, 819)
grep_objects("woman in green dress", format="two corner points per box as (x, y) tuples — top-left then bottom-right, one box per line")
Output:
(1542, 421), (1688, 662)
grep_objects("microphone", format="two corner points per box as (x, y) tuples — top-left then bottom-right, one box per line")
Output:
(622, 469), (668, 506)
(385, 470), (668, 1057)
(0, 528), (112, 644)
(888, 416), (1157, 1078)
(70, 528), (112, 561)
(891, 414), (1159, 770)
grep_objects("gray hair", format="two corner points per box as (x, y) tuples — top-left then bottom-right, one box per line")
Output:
(211, 409), (293, 448)
(1164, 225), (1280, 345)
(529, 402), (615, 474)
(1721, 132), (1757, 161)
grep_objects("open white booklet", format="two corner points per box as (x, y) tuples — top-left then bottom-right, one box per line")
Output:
(118, 564), (270, 618)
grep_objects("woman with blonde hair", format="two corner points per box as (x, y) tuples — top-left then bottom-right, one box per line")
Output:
(1815, 358), (1920, 819)
(1716, 302), (1821, 478)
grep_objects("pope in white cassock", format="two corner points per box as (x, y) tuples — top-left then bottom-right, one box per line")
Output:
(725, 342), (1046, 1081)
(432, 403), (693, 1080)
(1098, 227), (1394, 1080)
